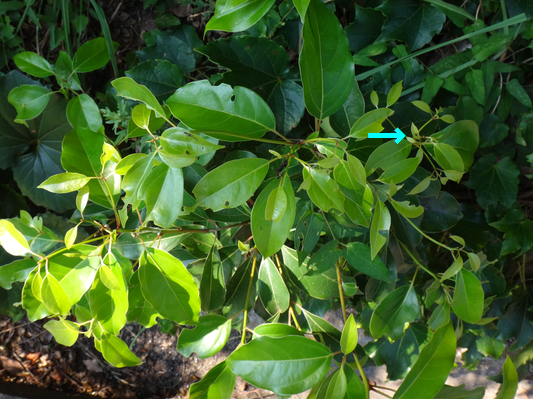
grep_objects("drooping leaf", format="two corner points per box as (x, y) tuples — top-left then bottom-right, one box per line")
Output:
(370, 200), (391, 260)
(200, 244), (226, 312)
(251, 177), (295, 258)
(393, 322), (456, 399)
(193, 158), (268, 211)
(139, 248), (201, 325)
(100, 334), (142, 368)
(300, 0), (354, 119)
(205, 0), (276, 33)
(44, 319), (79, 347)
(226, 335), (332, 395)
(127, 271), (160, 328)
(258, 257), (290, 315)
(222, 256), (258, 318)
(178, 315), (231, 358)
(41, 274), (71, 315)
(167, 81), (276, 142)
(370, 285), (420, 340)
(452, 269), (484, 324)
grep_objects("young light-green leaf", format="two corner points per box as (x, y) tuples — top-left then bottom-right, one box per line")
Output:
(300, 0), (354, 119)
(205, 0), (276, 33)
(41, 274), (71, 315)
(64, 225), (77, 250)
(38, 172), (91, 193)
(0, 220), (31, 256)
(340, 314), (358, 354)
(112, 77), (166, 118)
(44, 319), (79, 347)
(303, 167), (345, 212)
(350, 108), (394, 138)
(100, 334), (142, 368)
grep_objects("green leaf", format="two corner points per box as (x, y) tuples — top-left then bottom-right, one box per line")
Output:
(434, 384), (485, 399)
(139, 248), (201, 325)
(112, 76), (166, 118)
(200, 245), (226, 312)
(55, 51), (81, 90)
(0, 258), (37, 289)
(252, 177), (295, 258)
(166, 81), (276, 142)
(495, 356), (518, 399)
(344, 242), (390, 282)
(121, 153), (155, 209)
(393, 322), (456, 399)
(380, 157), (420, 184)
(430, 120), (479, 169)
(497, 294), (533, 351)
(293, 211), (324, 265)
(476, 336), (505, 359)
(125, 60), (184, 102)
(193, 158), (268, 211)
(258, 257), (290, 315)
(178, 315), (231, 358)
(253, 323), (305, 339)
(41, 274), (71, 315)
(506, 79), (533, 108)
(472, 33), (512, 62)
(350, 108), (395, 139)
(64, 225), (77, 250)
(38, 172), (90, 193)
(365, 139), (411, 175)
(440, 256), (463, 281)
(330, 81), (365, 136)
(379, 0), (446, 51)
(226, 336), (332, 395)
(466, 154), (519, 210)
(452, 269), (484, 323)
(428, 302), (451, 331)
(433, 142), (464, 181)
(22, 269), (51, 322)
(14, 52), (54, 77)
(161, 127), (224, 158)
(391, 199), (424, 219)
(8, 85), (52, 121)
(222, 255), (258, 318)
(189, 361), (236, 399)
(325, 366), (347, 399)
(419, 192), (463, 233)
(127, 271), (160, 328)
(196, 34), (304, 135)
(370, 285), (420, 340)
(370, 200), (391, 260)
(138, 163), (183, 229)
(66, 94), (103, 132)
(44, 319), (79, 346)
(421, 75), (444, 104)
(303, 167), (345, 212)
(0, 220), (31, 256)
(300, 0), (354, 119)
(73, 37), (110, 73)
(387, 81), (403, 107)
(265, 186), (287, 223)
(205, 0), (276, 33)
(489, 209), (533, 256)
(100, 334), (142, 368)
(341, 314), (358, 355)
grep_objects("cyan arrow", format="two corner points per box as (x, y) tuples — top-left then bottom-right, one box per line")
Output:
(368, 128), (406, 144)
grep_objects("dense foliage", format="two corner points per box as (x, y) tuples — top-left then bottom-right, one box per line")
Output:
(1, 0), (533, 398)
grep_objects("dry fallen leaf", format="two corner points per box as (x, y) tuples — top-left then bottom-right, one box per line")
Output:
(0, 355), (25, 376)
(83, 358), (103, 373)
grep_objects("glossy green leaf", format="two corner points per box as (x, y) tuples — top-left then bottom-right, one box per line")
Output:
(139, 248), (200, 325)
(55, 51), (81, 90)
(226, 336), (332, 395)
(138, 163), (183, 228)
(112, 77), (166, 118)
(167, 81), (276, 142)
(22, 268), (52, 322)
(300, 0), (354, 119)
(370, 200), (391, 260)
(205, 0), (276, 33)
(430, 120), (478, 169)
(73, 37), (110, 73)
(325, 366), (347, 399)
(344, 242), (390, 282)
(66, 94), (102, 132)
(365, 139), (411, 175)
(391, 199), (424, 219)
(252, 177), (295, 258)
(440, 256), (463, 282)
(0, 259), (37, 290)
(222, 256), (258, 318)
(329, 80), (365, 136)
(340, 314), (358, 355)
(0, 220), (31, 256)
(452, 269), (484, 323)
(434, 142), (464, 179)
(161, 127), (224, 158)
(302, 167), (345, 212)
(41, 274), (71, 315)
(100, 334), (142, 368)
(8, 85), (52, 121)
(370, 285), (420, 340)
(121, 153), (155, 209)
(428, 302), (451, 331)
(434, 384), (485, 399)
(64, 225), (77, 250)
(193, 158), (268, 211)
(200, 244), (226, 311)
(44, 319), (79, 347)
(350, 107), (395, 139)
(293, 211), (324, 265)
(178, 315), (231, 358)
(14, 52), (54, 77)
(127, 271), (160, 328)
(189, 361), (236, 399)
(393, 322), (456, 399)
(387, 81), (403, 107)
(265, 186), (287, 223)
(258, 257), (290, 315)
(380, 157), (420, 184)
(37, 172), (90, 193)
(253, 323), (305, 339)
(495, 356), (518, 399)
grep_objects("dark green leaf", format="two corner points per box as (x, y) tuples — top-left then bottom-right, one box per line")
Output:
(200, 244), (226, 311)
(365, 140), (411, 175)
(0, 258), (36, 289)
(125, 60), (184, 102)
(300, 0), (354, 119)
(222, 256), (258, 318)
(226, 335), (332, 395)
(293, 211), (324, 265)
(489, 209), (533, 256)
(329, 80), (365, 136)
(137, 31), (196, 74)
(178, 315), (231, 358)
(496, 295), (533, 351)
(127, 271), (160, 328)
(344, 242), (390, 282)
(419, 192), (463, 233)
